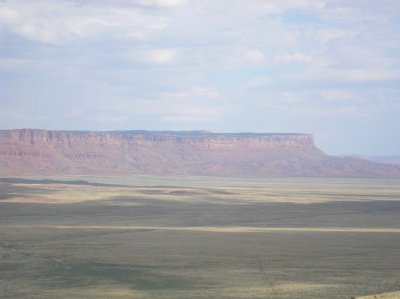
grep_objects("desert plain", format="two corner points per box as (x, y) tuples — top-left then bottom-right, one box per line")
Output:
(1, 175), (400, 298)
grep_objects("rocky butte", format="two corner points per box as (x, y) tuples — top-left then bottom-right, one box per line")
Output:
(1, 129), (400, 177)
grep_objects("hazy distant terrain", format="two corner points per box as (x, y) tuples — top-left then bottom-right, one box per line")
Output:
(1, 175), (400, 298)
(1, 129), (400, 178)
(350, 156), (400, 166)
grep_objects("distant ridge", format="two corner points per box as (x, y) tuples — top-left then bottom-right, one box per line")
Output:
(347, 155), (400, 166)
(1, 129), (400, 177)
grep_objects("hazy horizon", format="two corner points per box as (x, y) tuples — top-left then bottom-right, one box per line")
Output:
(1, 1), (399, 155)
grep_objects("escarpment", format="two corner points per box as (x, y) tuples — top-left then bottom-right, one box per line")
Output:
(1, 129), (399, 177)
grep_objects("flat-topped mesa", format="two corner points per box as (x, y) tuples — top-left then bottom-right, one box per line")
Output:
(1, 129), (400, 177)
(1, 129), (119, 147)
(0, 129), (317, 150)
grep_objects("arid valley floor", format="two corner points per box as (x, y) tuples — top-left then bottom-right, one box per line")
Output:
(1, 175), (400, 298)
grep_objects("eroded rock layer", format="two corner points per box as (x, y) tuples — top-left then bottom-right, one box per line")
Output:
(1, 129), (399, 177)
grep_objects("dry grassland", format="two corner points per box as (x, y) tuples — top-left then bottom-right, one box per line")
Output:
(1, 175), (400, 298)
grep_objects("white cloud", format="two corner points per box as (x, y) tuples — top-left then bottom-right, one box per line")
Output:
(342, 69), (400, 82)
(134, 0), (187, 8)
(318, 89), (358, 103)
(252, 0), (325, 14)
(275, 53), (313, 64)
(141, 48), (180, 64)
(161, 87), (220, 100)
(244, 49), (266, 64)
(305, 65), (400, 83)
(162, 106), (220, 123)
(190, 87), (220, 98)
(314, 28), (353, 47)
(0, 1), (169, 44)
(238, 76), (269, 91)
(125, 48), (182, 65)
(156, 86), (223, 123)
(0, 58), (29, 70)
(0, 6), (19, 22)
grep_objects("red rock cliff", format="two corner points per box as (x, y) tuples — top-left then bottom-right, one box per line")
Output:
(0, 129), (399, 177)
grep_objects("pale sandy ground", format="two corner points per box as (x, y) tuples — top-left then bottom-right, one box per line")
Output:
(33, 283), (338, 299)
(352, 291), (400, 298)
(6, 225), (400, 233)
(3, 178), (400, 204)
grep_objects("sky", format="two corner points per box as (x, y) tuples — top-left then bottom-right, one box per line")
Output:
(0, 0), (399, 155)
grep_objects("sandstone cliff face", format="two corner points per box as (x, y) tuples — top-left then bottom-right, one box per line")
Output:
(1, 129), (399, 177)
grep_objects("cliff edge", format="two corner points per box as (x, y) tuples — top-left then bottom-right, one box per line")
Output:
(1, 129), (399, 177)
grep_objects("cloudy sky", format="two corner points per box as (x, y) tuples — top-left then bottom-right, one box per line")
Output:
(1, 0), (399, 155)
